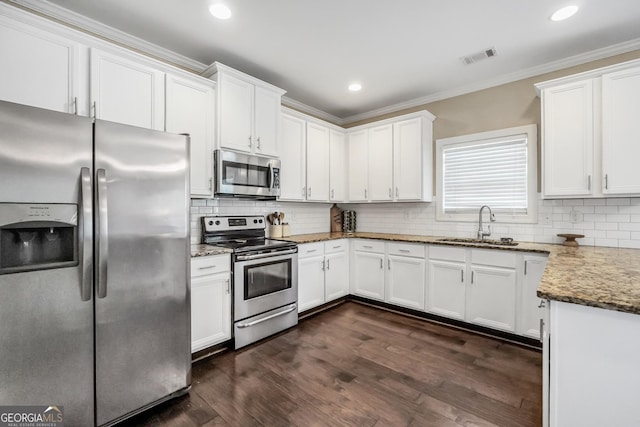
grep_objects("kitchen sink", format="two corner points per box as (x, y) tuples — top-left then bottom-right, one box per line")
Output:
(437, 237), (519, 246)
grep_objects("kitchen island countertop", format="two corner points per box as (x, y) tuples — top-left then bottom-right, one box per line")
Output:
(279, 232), (640, 316)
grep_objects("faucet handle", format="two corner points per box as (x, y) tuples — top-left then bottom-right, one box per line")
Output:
(490, 212), (496, 222)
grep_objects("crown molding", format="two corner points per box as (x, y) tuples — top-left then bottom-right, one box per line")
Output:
(341, 37), (640, 125)
(281, 96), (344, 125)
(6, 0), (208, 73)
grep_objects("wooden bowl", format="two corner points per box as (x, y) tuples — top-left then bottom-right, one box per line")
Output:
(557, 233), (585, 247)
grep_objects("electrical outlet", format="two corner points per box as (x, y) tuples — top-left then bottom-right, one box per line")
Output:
(570, 209), (580, 223)
(543, 215), (552, 225)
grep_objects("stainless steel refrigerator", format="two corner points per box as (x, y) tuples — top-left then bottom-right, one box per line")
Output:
(0, 100), (191, 426)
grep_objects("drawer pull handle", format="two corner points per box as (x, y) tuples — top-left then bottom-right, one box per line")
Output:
(363, 245), (373, 249)
(333, 245), (341, 249)
(198, 265), (217, 270)
(399, 249), (410, 253)
(307, 249), (317, 253)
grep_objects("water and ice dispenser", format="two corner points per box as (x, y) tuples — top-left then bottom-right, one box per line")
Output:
(0, 203), (78, 274)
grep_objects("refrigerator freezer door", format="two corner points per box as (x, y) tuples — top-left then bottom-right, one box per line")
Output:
(0, 101), (94, 426)
(94, 121), (190, 426)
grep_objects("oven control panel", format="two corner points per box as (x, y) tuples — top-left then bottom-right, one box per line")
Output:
(202, 215), (265, 232)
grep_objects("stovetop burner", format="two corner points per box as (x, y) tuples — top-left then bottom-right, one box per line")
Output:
(201, 215), (296, 253)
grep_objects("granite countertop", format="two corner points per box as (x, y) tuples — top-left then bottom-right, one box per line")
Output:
(280, 232), (640, 316)
(190, 244), (233, 257)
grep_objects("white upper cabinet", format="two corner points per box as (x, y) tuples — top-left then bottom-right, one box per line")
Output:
(394, 117), (431, 201)
(346, 111), (434, 203)
(537, 59), (640, 198)
(306, 122), (330, 201)
(602, 66), (640, 195)
(90, 48), (165, 130)
(368, 124), (394, 201)
(329, 130), (347, 202)
(540, 79), (595, 197)
(347, 129), (369, 202)
(280, 113), (307, 201)
(165, 74), (215, 198)
(0, 15), (80, 114)
(209, 63), (285, 157)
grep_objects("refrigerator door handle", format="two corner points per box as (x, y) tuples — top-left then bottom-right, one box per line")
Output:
(96, 168), (109, 298)
(80, 167), (93, 302)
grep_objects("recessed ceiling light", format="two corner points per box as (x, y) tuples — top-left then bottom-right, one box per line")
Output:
(209, 3), (231, 20)
(550, 5), (579, 21)
(348, 83), (362, 92)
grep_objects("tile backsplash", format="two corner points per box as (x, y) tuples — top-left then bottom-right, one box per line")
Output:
(190, 196), (640, 249)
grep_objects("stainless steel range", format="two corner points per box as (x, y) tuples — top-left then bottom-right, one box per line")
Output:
(202, 215), (298, 349)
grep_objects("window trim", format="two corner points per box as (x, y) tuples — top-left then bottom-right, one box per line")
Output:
(435, 124), (538, 224)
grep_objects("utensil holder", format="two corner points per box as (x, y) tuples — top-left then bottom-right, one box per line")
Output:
(281, 223), (291, 237)
(268, 224), (282, 238)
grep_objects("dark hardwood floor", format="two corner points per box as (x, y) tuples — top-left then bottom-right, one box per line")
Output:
(121, 302), (542, 426)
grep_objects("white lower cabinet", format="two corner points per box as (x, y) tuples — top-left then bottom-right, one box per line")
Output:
(466, 250), (517, 333)
(351, 240), (386, 301)
(190, 254), (231, 353)
(298, 240), (349, 312)
(385, 243), (426, 310)
(428, 246), (467, 320)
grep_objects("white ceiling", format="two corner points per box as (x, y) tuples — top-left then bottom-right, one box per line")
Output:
(20, 0), (640, 122)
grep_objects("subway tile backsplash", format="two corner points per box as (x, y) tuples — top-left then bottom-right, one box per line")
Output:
(190, 197), (640, 249)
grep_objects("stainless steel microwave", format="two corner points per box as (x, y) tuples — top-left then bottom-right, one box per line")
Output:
(214, 150), (281, 199)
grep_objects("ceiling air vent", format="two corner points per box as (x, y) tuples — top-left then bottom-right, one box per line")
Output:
(460, 47), (497, 65)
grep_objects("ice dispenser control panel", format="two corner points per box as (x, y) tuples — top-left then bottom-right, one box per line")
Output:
(0, 203), (78, 274)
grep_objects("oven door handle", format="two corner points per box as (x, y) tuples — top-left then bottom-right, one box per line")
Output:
(235, 248), (297, 261)
(236, 304), (297, 329)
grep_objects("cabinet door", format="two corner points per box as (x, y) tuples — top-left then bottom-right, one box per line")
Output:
(520, 255), (548, 339)
(542, 80), (594, 197)
(467, 265), (516, 333)
(90, 49), (165, 130)
(351, 251), (385, 300)
(386, 255), (426, 310)
(298, 254), (326, 312)
(427, 259), (466, 320)
(368, 124), (394, 201)
(0, 17), (80, 114)
(253, 85), (280, 156)
(393, 118), (423, 201)
(325, 251), (349, 301)
(218, 72), (253, 153)
(329, 129), (346, 202)
(165, 74), (214, 197)
(280, 113), (307, 200)
(191, 273), (231, 352)
(602, 67), (640, 194)
(306, 122), (330, 201)
(347, 129), (369, 201)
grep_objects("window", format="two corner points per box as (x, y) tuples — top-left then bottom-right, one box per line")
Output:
(436, 124), (537, 223)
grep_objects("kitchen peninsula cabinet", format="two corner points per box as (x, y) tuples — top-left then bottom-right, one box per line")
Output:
(206, 63), (285, 157)
(165, 74), (215, 197)
(0, 14), (81, 114)
(519, 254), (548, 339)
(191, 254), (231, 352)
(90, 48), (165, 130)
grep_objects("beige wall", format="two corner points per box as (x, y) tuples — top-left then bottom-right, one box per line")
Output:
(344, 50), (640, 192)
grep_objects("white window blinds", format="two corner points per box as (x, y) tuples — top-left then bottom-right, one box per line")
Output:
(442, 134), (529, 215)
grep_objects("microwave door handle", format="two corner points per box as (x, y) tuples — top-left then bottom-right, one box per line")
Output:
(268, 163), (274, 191)
(79, 167), (93, 302)
(96, 168), (109, 298)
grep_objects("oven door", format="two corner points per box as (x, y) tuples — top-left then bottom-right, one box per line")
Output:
(233, 249), (297, 321)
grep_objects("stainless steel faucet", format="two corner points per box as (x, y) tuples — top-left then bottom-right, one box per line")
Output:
(477, 205), (496, 240)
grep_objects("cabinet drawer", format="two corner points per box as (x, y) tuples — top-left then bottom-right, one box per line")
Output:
(429, 245), (466, 262)
(324, 239), (348, 254)
(298, 242), (325, 258)
(387, 242), (425, 258)
(191, 254), (230, 277)
(471, 249), (516, 268)
(352, 239), (385, 253)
